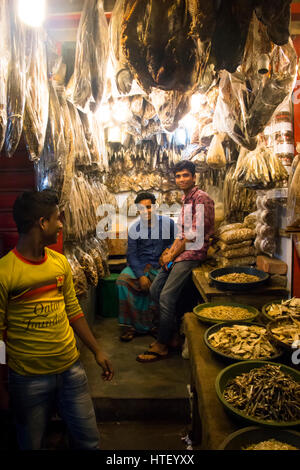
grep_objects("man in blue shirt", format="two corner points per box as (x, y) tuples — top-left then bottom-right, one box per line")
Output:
(116, 192), (176, 341)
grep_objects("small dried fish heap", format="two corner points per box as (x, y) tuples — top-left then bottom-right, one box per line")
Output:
(265, 297), (300, 319)
(223, 364), (300, 422)
(243, 440), (299, 451)
(208, 324), (280, 360)
(197, 305), (255, 322)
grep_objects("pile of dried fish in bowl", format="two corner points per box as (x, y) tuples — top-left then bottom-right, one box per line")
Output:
(262, 297), (300, 322)
(219, 426), (300, 450)
(216, 362), (300, 427)
(209, 267), (269, 291)
(193, 302), (259, 324)
(267, 315), (300, 351)
(204, 322), (282, 361)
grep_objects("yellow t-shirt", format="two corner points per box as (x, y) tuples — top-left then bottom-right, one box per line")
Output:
(0, 247), (84, 375)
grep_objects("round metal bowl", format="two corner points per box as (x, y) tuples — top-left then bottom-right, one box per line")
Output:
(204, 321), (284, 362)
(215, 360), (300, 427)
(218, 426), (300, 450)
(266, 315), (300, 351)
(209, 266), (270, 291)
(193, 302), (260, 325)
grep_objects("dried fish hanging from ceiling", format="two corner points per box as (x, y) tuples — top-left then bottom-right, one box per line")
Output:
(0, 0), (10, 153)
(23, 28), (49, 162)
(68, 0), (109, 112)
(223, 164), (257, 223)
(109, 0), (133, 95)
(213, 14), (297, 151)
(5, 0), (28, 157)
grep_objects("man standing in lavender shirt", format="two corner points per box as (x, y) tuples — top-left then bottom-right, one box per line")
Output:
(137, 160), (215, 363)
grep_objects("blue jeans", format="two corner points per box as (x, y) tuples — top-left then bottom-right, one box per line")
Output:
(8, 360), (100, 450)
(150, 260), (199, 344)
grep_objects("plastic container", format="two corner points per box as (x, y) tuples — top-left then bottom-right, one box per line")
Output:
(98, 273), (119, 317)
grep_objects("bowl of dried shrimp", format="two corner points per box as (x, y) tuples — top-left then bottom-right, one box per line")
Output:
(209, 266), (269, 291)
(262, 298), (300, 322)
(204, 321), (283, 362)
(216, 361), (300, 427)
(266, 315), (300, 351)
(218, 426), (300, 450)
(193, 302), (260, 325)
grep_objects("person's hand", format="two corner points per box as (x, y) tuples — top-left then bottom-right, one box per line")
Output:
(139, 275), (151, 292)
(160, 252), (173, 266)
(94, 350), (114, 381)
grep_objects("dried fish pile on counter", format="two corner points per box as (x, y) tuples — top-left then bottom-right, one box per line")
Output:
(255, 192), (277, 257)
(208, 324), (279, 360)
(243, 440), (299, 451)
(223, 364), (300, 422)
(269, 317), (300, 347)
(215, 273), (260, 283)
(198, 305), (255, 322)
(215, 221), (256, 268)
(265, 298), (300, 319)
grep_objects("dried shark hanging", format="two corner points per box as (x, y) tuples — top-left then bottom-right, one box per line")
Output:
(121, 0), (201, 93)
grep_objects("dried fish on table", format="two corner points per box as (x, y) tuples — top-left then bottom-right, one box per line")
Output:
(243, 439), (298, 451)
(23, 29), (49, 162)
(5, 0), (28, 157)
(198, 305), (255, 321)
(208, 324), (280, 360)
(216, 273), (260, 283)
(266, 298), (300, 319)
(270, 316), (300, 346)
(0, 0), (10, 153)
(223, 364), (300, 422)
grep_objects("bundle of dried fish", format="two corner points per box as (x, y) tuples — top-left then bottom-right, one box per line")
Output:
(149, 88), (192, 133)
(216, 273), (260, 283)
(223, 165), (257, 223)
(208, 324), (279, 360)
(266, 298), (300, 319)
(270, 316), (300, 346)
(0, 0), (10, 153)
(254, 0), (291, 46)
(69, 0), (109, 112)
(121, 0), (200, 93)
(109, 0), (133, 95)
(64, 245), (88, 298)
(76, 246), (99, 288)
(5, 0), (28, 157)
(213, 15), (297, 150)
(198, 305), (255, 321)
(243, 439), (298, 451)
(223, 364), (300, 422)
(23, 29), (49, 162)
(233, 146), (288, 189)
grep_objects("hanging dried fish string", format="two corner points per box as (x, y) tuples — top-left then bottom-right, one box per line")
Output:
(223, 364), (300, 422)
(5, 0), (28, 157)
(0, 0), (10, 153)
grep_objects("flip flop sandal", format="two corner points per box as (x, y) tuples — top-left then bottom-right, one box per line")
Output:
(120, 329), (137, 342)
(136, 350), (169, 363)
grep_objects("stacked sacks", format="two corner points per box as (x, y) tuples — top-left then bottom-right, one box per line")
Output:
(215, 216), (257, 267)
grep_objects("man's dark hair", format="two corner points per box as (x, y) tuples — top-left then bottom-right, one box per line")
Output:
(13, 190), (59, 234)
(173, 160), (196, 177)
(134, 192), (156, 205)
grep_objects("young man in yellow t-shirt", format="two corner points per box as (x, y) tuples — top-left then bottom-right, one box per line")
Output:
(0, 190), (113, 450)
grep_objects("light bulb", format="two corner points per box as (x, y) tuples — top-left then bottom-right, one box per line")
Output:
(18, 0), (46, 27)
